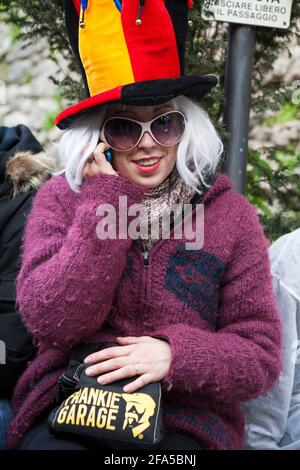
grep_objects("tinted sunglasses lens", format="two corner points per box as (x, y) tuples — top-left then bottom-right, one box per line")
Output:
(104, 119), (141, 150)
(151, 112), (185, 145)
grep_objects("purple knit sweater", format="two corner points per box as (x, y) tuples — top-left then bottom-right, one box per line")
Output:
(8, 172), (282, 450)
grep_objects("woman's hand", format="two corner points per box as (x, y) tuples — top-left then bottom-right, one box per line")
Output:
(82, 142), (118, 178)
(84, 336), (171, 393)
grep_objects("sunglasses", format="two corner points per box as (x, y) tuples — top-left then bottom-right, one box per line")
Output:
(100, 111), (186, 152)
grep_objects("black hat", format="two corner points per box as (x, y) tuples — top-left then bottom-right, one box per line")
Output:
(55, 0), (217, 130)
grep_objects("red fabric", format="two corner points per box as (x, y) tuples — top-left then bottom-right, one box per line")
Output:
(54, 87), (122, 127)
(122, 0), (180, 82)
(72, 0), (80, 15)
(187, 0), (193, 9)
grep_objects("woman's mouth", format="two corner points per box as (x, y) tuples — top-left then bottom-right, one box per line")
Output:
(132, 157), (161, 174)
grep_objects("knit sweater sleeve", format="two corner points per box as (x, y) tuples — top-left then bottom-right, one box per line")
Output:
(152, 199), (282, 402)
(16, 173), (145, 349)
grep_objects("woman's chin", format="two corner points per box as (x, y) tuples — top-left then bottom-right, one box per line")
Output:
(120, 173), (161, 190)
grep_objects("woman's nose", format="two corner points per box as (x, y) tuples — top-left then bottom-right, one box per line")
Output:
(138, 131), (157, 147)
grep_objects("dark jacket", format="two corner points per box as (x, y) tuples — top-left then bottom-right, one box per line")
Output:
(0, 124), (57, 397)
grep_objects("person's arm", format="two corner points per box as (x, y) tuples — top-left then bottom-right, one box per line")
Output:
(16, 173), (145, 350)
(244, 275), (297, 449)
(151, 200), (282, 402)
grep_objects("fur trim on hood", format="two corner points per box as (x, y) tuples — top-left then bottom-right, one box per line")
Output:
(5, 151), (60, 197)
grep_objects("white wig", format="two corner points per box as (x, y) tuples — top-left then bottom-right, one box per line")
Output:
(54, 96), (223, 193)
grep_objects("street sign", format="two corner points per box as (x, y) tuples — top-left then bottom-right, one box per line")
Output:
(202, 0), (293, 29)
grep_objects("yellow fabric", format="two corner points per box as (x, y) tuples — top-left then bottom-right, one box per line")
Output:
(79, 0), (135, 96)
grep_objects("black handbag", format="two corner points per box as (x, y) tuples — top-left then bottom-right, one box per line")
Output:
(48, 342), (164, 448)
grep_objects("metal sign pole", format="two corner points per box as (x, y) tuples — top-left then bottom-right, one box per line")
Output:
(222, 24), (256, 194)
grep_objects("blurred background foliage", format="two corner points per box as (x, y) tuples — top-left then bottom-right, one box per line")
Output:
(0, 0), (299, 239)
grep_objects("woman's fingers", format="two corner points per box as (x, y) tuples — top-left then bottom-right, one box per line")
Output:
(116, 336), (144, 345)
(84, 345), (131, 365)
(84, 337), (171, 392)
(90, 160), (100, 174)
(82, 159), (99, 177)
(93, 142), (109, 164)
(96, 364), (143, 386)
(82, 141), (117, 177)
(123, 373), (153, 393)
(85, 356), (128, 376)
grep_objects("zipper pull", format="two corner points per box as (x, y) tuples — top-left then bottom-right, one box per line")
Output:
(143, 250), (149, 267)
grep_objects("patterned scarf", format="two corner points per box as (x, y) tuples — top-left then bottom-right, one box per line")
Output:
(134, 166), (199, 252)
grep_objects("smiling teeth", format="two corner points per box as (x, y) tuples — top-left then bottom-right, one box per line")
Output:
(136, 158), (160, 166)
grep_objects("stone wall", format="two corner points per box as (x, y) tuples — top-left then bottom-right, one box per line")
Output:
(0, 23), (70, 153)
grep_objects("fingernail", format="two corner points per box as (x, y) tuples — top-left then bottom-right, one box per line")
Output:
(85, 368), (91, 376)
(97, 377), (105, 384)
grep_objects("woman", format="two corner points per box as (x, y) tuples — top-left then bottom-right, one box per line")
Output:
(7, 95), (282, 450)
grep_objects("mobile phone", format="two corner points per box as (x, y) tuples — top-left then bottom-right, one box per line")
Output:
(97, 138), (112, 164)
(105, 149), (112, 163)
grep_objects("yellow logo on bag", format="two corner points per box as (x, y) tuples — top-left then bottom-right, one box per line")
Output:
(122, 393), (156, 439)
(55, 387), (156, 439)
